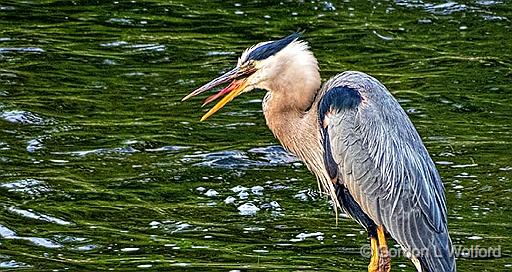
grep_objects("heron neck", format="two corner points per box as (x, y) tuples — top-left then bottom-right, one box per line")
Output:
(263, 90), (322, 165)
(263, 85), (339, 207)
(260, 43), (327, 184)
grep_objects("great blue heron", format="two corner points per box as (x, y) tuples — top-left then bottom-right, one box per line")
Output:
(182, 33), (456, 272)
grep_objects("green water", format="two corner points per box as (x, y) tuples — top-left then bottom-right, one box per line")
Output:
(1, 0), (511, 271)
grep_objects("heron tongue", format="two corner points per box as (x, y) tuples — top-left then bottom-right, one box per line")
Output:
(200, 79), (248, 121)
(202, 80), (240, 107)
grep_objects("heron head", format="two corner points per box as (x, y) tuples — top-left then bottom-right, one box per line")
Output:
(182, 32), (303, 121)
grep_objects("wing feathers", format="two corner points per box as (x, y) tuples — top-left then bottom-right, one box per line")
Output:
(319, 71), (455, 271)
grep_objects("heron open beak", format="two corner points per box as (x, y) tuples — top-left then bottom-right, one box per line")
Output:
(182, 65), (255, 121)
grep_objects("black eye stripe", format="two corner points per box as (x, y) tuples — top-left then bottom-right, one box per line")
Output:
(246, 33), (301, 62)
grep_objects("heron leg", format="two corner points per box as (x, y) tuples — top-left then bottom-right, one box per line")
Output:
(368, 236), (379, 272)
(377, 225), (391, 272)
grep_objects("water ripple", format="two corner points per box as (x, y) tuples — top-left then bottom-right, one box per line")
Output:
(0, 260), (31, 269)
(100, 40), (165, 52)
(54, 146), (138, 157)
(100, 41), (129, 47)
(126, 44), (166, 52)
(106, 18), (133, 25)
(0, 110), (51, 125)
(0, 178), (51, 196)
(0, 47), (44, 53)
(0, 224), (16, 237)
(26, 138), (44, 153)
(237, 203), (260, 216)
(206, 51), (235, 56)
(145, 145), (188, 152)
(183, 150), (265, 169)
(248, 145), (299, 165)
(7, 206), (73, 226)
(0, 224), (62, 248)
(290, 232), (324, 242)
(396, 0), (474, 15)
(16, 237), (62, 248)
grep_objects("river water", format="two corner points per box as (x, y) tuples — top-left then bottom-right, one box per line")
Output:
(0, 0), (511, 271)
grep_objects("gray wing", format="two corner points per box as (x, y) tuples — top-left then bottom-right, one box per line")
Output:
(319, 71), (455, 271)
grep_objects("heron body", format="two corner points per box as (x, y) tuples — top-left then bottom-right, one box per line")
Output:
(183, 33), (456, 272)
